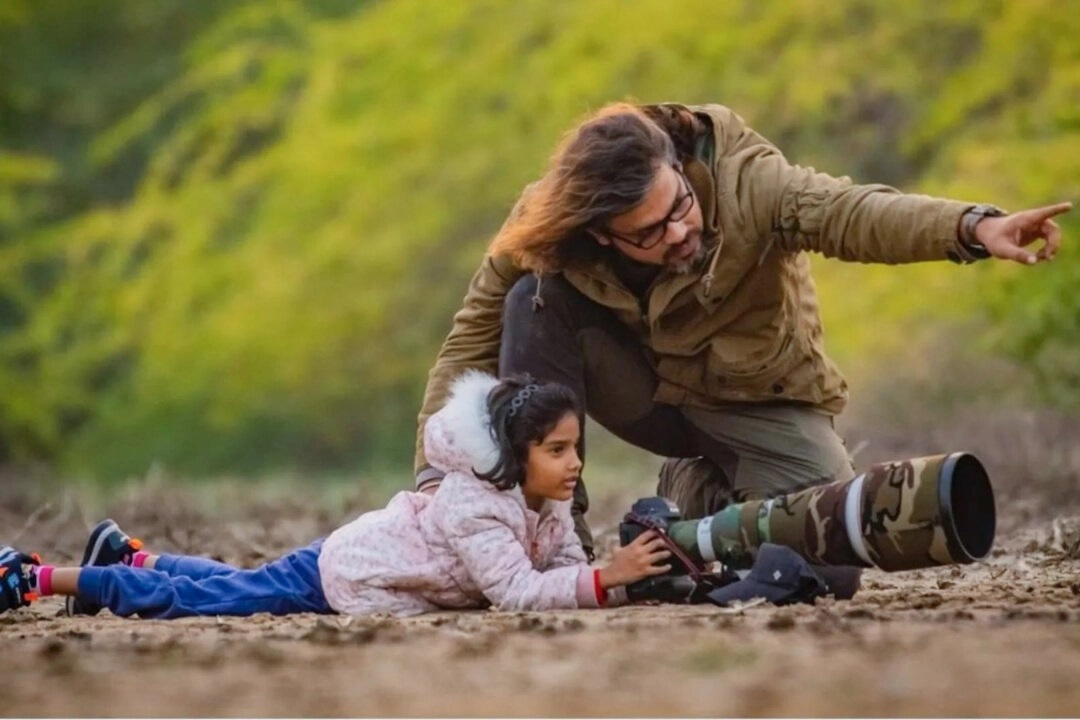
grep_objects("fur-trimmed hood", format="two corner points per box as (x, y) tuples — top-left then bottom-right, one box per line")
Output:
(423, 370), (501, 476)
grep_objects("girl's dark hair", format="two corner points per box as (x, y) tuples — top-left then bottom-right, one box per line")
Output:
(475, 374), (581, 491)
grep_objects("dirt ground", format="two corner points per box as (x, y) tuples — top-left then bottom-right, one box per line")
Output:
(3, 470), (1080, 718)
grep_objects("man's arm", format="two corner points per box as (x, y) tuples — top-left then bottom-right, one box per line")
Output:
(702, 105), (1000, 263)
(749, 136), (1070, 264)
(414, 252), (525, 491)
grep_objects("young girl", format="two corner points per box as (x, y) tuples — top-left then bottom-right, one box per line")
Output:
(0, 372), (671, 619)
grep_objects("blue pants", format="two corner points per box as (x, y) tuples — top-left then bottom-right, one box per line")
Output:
(77, 540), (334, 619)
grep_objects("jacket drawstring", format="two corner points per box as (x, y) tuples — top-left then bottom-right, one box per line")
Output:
(700, 229), (725, 298)
(757, 236), (775, 267)
(531, 272), (545, 311)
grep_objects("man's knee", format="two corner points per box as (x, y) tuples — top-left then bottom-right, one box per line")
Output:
(501, 274), (584, 380)
(504, 272), (538, 317)
(504, 272), (580, 321)
(683, 404), (853, 497)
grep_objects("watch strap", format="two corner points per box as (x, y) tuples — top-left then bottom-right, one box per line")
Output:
(951, 204), (1007, 263)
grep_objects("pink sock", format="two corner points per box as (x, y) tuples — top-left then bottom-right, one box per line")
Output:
(131, 551), (151, 568)
(35, 565), (55, 596)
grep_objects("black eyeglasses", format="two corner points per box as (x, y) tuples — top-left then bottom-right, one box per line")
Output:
(600, 167), (696, 250)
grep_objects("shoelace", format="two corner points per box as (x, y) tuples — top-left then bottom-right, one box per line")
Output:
(25, 552), (42, 602)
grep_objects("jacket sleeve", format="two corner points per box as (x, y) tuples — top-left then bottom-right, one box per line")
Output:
(414, 253), (525, 489)
(447, 512), (601, 611)
(706, 105), (979, 264)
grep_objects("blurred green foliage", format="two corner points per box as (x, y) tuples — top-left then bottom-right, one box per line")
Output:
(0, 0), (1077, 480)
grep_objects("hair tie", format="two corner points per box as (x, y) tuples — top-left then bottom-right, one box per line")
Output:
(507, 384), (540, 418)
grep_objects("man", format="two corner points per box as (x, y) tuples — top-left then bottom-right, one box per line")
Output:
(413, 101), (1069, 563)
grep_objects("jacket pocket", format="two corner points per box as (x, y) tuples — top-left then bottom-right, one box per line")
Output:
(701, 325), (808, 398)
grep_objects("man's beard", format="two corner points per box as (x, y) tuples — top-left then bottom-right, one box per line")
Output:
(666, 234), (707, 274)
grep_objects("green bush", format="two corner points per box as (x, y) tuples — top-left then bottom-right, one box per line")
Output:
(0, 0), (1076, 480)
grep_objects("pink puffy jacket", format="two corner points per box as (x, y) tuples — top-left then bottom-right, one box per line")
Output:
(318, 372), (605, 616)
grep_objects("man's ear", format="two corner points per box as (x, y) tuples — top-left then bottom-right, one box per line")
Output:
(588, 229), (612, 247)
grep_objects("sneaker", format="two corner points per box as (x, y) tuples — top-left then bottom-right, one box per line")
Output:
(65, 519), (143, 617)
(0, 546), (41, 614)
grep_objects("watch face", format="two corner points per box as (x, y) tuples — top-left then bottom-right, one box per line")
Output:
(974, 204), (1007, 218)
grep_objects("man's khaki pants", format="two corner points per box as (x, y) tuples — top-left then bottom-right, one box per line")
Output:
(657, 403), (855, 519)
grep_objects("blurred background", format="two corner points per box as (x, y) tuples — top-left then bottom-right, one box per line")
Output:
(1, 0), (1077, 509)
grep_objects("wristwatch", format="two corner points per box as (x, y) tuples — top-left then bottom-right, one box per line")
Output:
(958, 203), (1008, 260)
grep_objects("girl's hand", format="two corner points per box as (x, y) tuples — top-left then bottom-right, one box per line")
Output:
(597, 531), (672, 588)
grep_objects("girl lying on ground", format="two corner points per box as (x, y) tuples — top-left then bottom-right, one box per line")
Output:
(0, 373), (671, 619)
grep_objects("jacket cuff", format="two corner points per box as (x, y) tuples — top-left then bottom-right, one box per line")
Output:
(575, 568), (603, 609)
(416, 466), (445, 492)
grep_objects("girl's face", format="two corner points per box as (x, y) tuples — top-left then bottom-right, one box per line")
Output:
(522, 411), (582, 511)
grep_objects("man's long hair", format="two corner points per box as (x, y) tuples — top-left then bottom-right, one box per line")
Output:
(487, 103), (681, 273)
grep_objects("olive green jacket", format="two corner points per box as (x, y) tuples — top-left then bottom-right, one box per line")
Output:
(414, 103), (978, 484)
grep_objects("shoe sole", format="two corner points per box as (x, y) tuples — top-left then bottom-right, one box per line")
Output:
(65, 519), (121, 617)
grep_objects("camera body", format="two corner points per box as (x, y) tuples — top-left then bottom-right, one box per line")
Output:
(618, 496), (695, 602)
